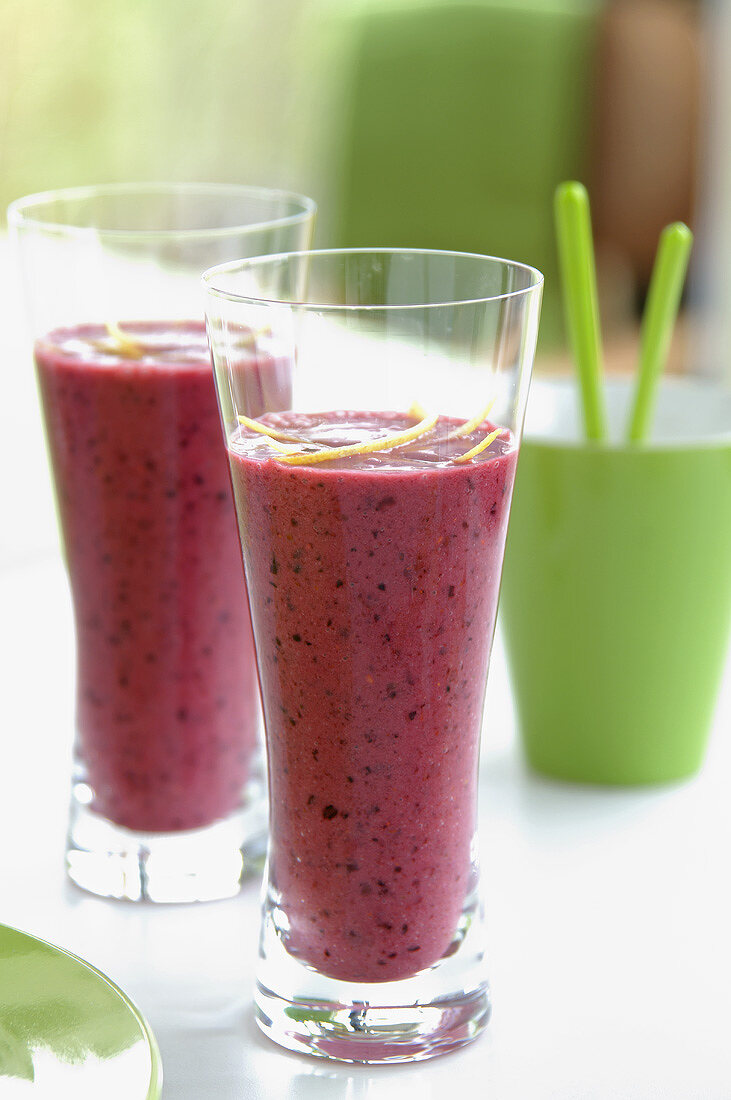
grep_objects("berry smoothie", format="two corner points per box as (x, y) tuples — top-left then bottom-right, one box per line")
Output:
(228, 411), (517, 982)
(35, 321), (291, 833)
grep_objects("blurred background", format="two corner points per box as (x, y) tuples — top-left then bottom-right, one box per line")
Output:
(0, 0), (726, 564)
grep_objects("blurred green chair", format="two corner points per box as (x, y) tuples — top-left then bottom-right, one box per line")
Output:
(334, 0), (602, 347)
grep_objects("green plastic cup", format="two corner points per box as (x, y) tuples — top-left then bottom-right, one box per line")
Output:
(501, 378), (731, 785)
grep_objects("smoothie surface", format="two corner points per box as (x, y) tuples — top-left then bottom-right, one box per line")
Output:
(229, 409), (512, 470)
(37, 320), (212, 367)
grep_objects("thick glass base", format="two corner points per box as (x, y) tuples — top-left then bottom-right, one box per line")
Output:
(254, 882), (489, 1063)
(66, 770), (267, 903)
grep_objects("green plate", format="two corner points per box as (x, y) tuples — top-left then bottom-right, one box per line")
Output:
(0, 924), (162, 1098)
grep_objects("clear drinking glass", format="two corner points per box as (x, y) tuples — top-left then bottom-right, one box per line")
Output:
(8, 184), (316, 903)
(204, 249), (542, 1060)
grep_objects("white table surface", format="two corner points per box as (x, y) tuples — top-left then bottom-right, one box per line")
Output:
(1, 553), (730, 1100)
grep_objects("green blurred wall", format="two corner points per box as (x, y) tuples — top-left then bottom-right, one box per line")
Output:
(332, 0), (601, 346)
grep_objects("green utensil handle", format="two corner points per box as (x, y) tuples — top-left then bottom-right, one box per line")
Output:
(628, 222), (693, 443)
(554, 181), (608, 442)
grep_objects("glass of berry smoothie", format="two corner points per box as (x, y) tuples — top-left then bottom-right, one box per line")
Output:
(8, 184), (316, 902)
(204, 249), (543, 1060)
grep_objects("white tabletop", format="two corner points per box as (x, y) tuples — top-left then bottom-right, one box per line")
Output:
(1, 552), (730, 1100)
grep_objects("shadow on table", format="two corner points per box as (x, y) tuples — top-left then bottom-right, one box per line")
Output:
(482, 745), (696, 843)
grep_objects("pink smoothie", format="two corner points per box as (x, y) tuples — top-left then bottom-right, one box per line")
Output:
(228, 411), (518, 981)
(35, 321), (290, 833)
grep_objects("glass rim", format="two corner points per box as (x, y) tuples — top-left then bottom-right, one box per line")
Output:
(6, 182), (317, 241)
(202, 247), (544, 312)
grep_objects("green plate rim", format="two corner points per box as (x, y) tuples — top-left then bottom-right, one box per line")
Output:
(0, 922), (163, 1099)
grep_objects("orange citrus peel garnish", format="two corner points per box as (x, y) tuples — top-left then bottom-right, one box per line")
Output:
(277, 412), (440, 465)
(450, 396), (496, 438)
(237, 399), (503, 465)
(408, 400), (428, 420)
(97, 322), (145, 360)
(409, 395), (503, 461)
(236, 414), (303, 444)
(453, 426), (503, 463)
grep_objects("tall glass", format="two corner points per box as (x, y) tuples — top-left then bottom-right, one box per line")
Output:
(205, 249), (542, 1061)
(8, 184), (316, 903)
